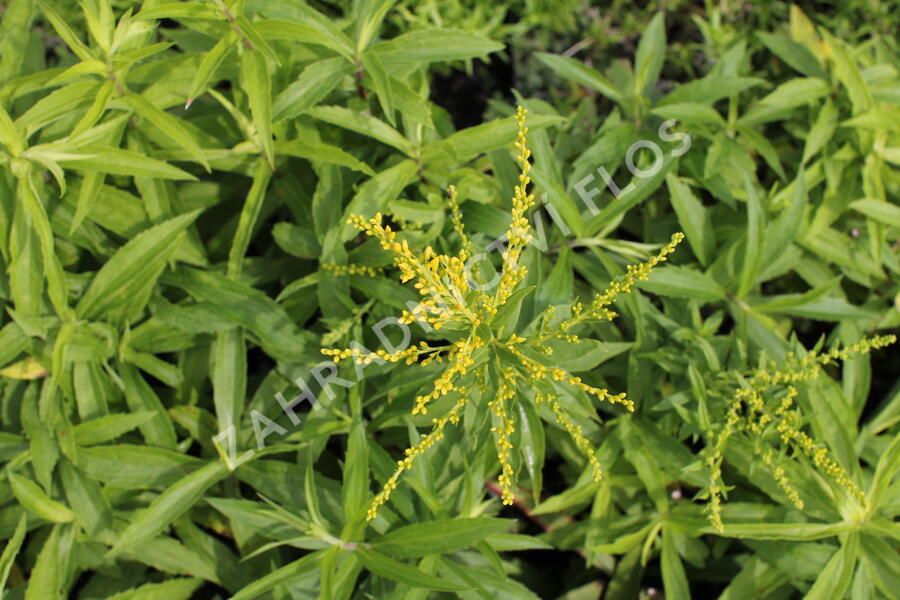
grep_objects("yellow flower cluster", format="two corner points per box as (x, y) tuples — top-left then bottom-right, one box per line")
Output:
(321, 262), (383, 277)
(559, 232), (684, 335)
(492, 106), (536, 312)
(703, 333), (896, 531)
(537, 392), (604, 482)
(365, 393), (470, 522)
(321, 340), (446, 366)
(323, 106), (686, 522)
(491, 369), (518, 504)
(447, 185), (472, 261)
(411, 336), (482, 415)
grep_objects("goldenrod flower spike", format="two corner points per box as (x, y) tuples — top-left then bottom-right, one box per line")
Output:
(702, 334), (896, 532)
(447, 185), (472, 261)
(365, 394), (470, 522)
(322, 106), (686, 523)
(493, 106), (536, 313)
(490, 369), (518, 504)
(537, 392), (604, 482)
(321, 262), (383, 277)
(559, 232), (684, 334)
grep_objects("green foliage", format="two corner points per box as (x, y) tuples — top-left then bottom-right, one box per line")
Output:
(0, 1), (897, 598)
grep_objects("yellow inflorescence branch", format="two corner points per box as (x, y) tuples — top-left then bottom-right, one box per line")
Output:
(560, 232), (684, 334)
(321, 262), (383, 277)
(491, 368), (518, 504)
(492, 106), (536, 314)
(366, 393), (471, 522)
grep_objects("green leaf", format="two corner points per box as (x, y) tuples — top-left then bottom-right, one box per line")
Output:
(233, 15), (278, 65)
(106, 578), (203, 600)
(370, 29), (503, 66)
(342, 418), (369, 523)
(24, 524), (68, 600)
(253, 17), (354, 59)
(37, 1), (95, 62)
(72, 412), (156, 446)
(307, 106), (413, 155)
(422, 113), (565, 165)
(637, 265), (725, 301)
(227, 159), (272, 278)
(539, 339), (633, 372)
(660, 525), (690, 600)
(273, 58), (354, 122)
(757, 32), (828, 78)
(186, 33), (235, 108)
(161, 267), (317, 364)
(802, 99), (837, 164)
(277, 139), (374, 176)
(0, 513), (26, 595)
(108, 461), (229, 557)
(362, 51), (395, 126)
(70, 170), (105, 235)
(530, 167), (584, 238)
(354, 548), (469, 591)
(860, 534), (900, 597)
(126, 93), (210, 171)
(849, 199), (900, 226)
(590, 521), (656, 554)
(16, 171), (69, 316)
(659, 75), (767, 106)
(665, 174), (714, 266)
(0, 103), (23, 155)
(59, 458), (112, 537)
(651, 102), (726, 127)
(825, 33), (872, 114)
(739, 77), (831, 126)
(56, 147), (196, 180)
(538, 246), (573, 306)
(714, 521), (856, 541)
(211, 328), (246, 440)
(738, 124), (786, 180)
(485, 532), (553, 552)
(76, 210), (201, 323)
(535, 52), (625, 105)
(70, 79), (114, 137)
(634, 12), (665, 97)
(532, 482), (600, 515)
(135, 3), (221, 21)
(585, 153), (676, 235)
(75, 445), (203, 488)
(17, 81), (101, 133)
(373, 518), (513, 558)
(753, 296), (877, 321)
(240, 50), (274, 167)
(8, 470), (74, 523)
(803, 533), (858, 599)
(868, 432), (900, 510)
(229, 552), (322, 600)
(120, 363), (178, 449)
(737, 180), (764, 298)
(518, 400), (545, 503)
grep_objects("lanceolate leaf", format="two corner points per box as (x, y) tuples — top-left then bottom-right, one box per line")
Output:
(76, 210), (201, 323)
(0, 513), (27, 595)
(108, 461), (229, 557)
(373, 518), (513, 558)
(126, 93), (210, 171)
(8, 471), (75, 523)
(240, 49), (274, 167)
(354, 548), (469, 591)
